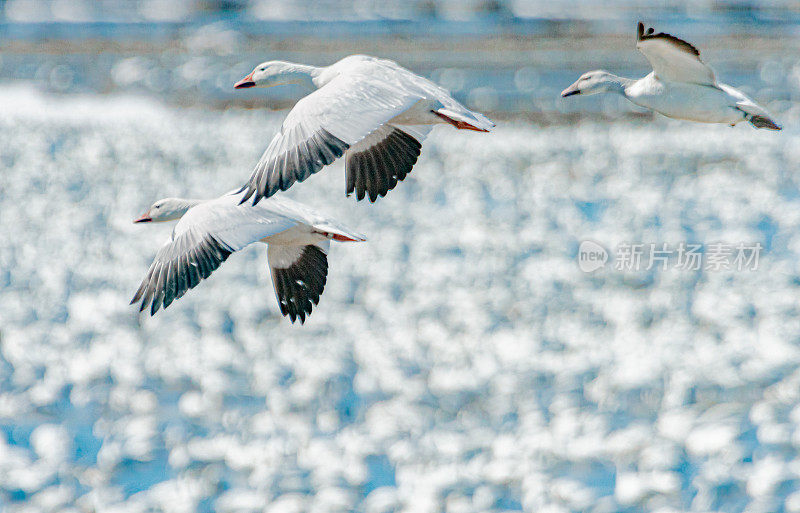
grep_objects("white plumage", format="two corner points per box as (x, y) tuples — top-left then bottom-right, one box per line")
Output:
(561, 23), (781, 130)
(234, 55), (495, 204)
(131, 190), (365, 323)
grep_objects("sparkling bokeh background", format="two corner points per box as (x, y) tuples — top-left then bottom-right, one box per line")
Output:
(1, 2), (800, 512)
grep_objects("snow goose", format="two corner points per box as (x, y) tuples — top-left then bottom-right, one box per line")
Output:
(561, 22), (781, 130)
(233, 55), (495, 204)
(130, 190), (365, 323)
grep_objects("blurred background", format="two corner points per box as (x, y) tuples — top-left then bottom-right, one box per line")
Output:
(1, 1), (800, 512)
(2, 0), (799, 117)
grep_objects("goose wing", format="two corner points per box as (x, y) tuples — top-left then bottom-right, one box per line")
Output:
(262, 194), (367, 323)
(344, 124), (431, 202)
(239, 70), (425, 205)
(636, 22), (716, 86)
(131, 194), (298, 315)
(267, 241), (331, 324)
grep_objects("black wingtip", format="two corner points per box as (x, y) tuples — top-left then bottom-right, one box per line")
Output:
(748, 115), (782, 130)
(344, 127), (420, 203)
(271, 245), (327, 324)
(636, 24), (699, 56)
(637, 22), (655, 39)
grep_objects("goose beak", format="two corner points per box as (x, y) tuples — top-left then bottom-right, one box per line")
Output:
(561, 86), (580, 98)
(560, 83), (582, 97)
(133, 212), (152, 223)
(234, 72), (255, 89)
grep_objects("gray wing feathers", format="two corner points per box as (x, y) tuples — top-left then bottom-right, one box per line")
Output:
(239, 128), (350, 206)
(130, 233), (234, 316)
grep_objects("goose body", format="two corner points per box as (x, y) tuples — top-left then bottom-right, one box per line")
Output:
(625, 74), (756, 124)
(131, 190), (365, 323)
(233, 54), (495, 205)
(561, 23), (781, 130)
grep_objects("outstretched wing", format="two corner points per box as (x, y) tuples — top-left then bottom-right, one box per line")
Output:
(131, 195), (298, 315)
(344, 124), (430, 202)
(268, 241), (330, 324)
(239, 71), (424, 205)
(636, 22), (716, 86)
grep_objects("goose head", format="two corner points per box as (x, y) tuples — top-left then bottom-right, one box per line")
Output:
(561, 70), (618, 97)
(234, 61), (312, 89)
(134, 198), (194, 223)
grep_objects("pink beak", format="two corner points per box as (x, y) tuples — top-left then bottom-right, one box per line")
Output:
(133, 212), (152, 223)
(234, 72), (255, 89)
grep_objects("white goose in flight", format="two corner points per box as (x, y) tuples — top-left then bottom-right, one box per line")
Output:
(561, 22), (781, 130)
(233, 54), (495, 205)
(131, 190), (365, 323)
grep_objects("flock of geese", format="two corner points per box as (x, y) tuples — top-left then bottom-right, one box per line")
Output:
(131, 22), (782, 324)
